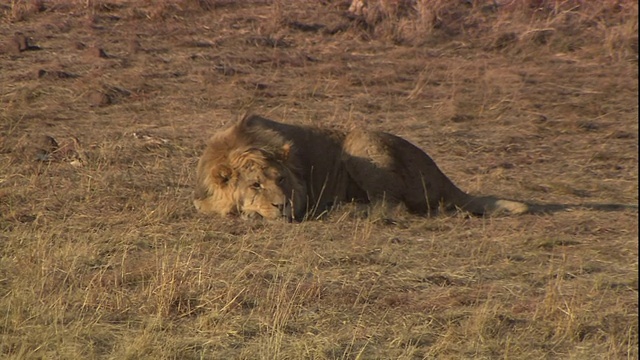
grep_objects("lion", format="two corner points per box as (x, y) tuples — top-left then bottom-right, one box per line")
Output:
(194, 114), (528, 221)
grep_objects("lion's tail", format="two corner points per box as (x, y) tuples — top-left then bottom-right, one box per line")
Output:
(452, 192), (529, 216)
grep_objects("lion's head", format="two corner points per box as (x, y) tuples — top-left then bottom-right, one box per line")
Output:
(194, 115), (309, 221)
(229, 145), (307, 221)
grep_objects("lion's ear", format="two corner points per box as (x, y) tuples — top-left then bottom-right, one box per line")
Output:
(212, 164), (233, 185)
(279, 143), (292, 161)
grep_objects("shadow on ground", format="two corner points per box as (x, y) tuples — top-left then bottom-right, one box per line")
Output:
(527, 202), (638, 214)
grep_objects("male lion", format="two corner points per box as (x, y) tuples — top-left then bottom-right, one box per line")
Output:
(194, 114), (528, 221)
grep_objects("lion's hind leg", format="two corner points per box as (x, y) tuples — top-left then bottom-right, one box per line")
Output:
(343, 128), (475, 216)
(341, 129), (408, 211)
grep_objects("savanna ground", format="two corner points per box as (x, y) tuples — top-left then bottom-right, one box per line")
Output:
(0, 0), (638, 359)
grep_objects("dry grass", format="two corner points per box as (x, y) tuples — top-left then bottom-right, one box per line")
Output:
(0, 0), (637, 359)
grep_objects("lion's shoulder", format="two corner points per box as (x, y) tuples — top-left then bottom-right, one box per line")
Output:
(238, 114), (346, 161)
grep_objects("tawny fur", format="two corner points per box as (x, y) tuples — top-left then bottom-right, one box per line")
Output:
(194, 114), (528, 220)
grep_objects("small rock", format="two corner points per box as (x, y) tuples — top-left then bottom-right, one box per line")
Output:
(13, 34), (29, 52)
(35, 149), (50, 162)
(37, 69), (78, 79)
(35, 135), (59, 161)
(87, 46), (109, 58)
(450, 114), (474, 123)
(8, 34), (40, 52)
(611, 131), (634, 139)
(577, 121), (600, 131)
(2, 41), (18, 55)
(3, 34), (27, 54)
(288, 21), (326, 32)
(128, 39), (142, 53)
(40, 135), (59, 151)
(87, 90), (111, 107)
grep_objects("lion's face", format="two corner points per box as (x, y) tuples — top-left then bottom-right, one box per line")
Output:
(231, 148), (307, 221)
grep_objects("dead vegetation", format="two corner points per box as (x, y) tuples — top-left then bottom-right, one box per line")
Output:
(0, 0), (637, 358)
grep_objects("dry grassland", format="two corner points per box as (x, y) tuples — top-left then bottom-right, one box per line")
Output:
(0, 0), (638, 359)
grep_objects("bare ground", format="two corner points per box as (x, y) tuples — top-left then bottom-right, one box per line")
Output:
(0, 1), (637, 359)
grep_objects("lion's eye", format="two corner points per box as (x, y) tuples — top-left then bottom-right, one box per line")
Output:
(251, 182), (262, 189)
